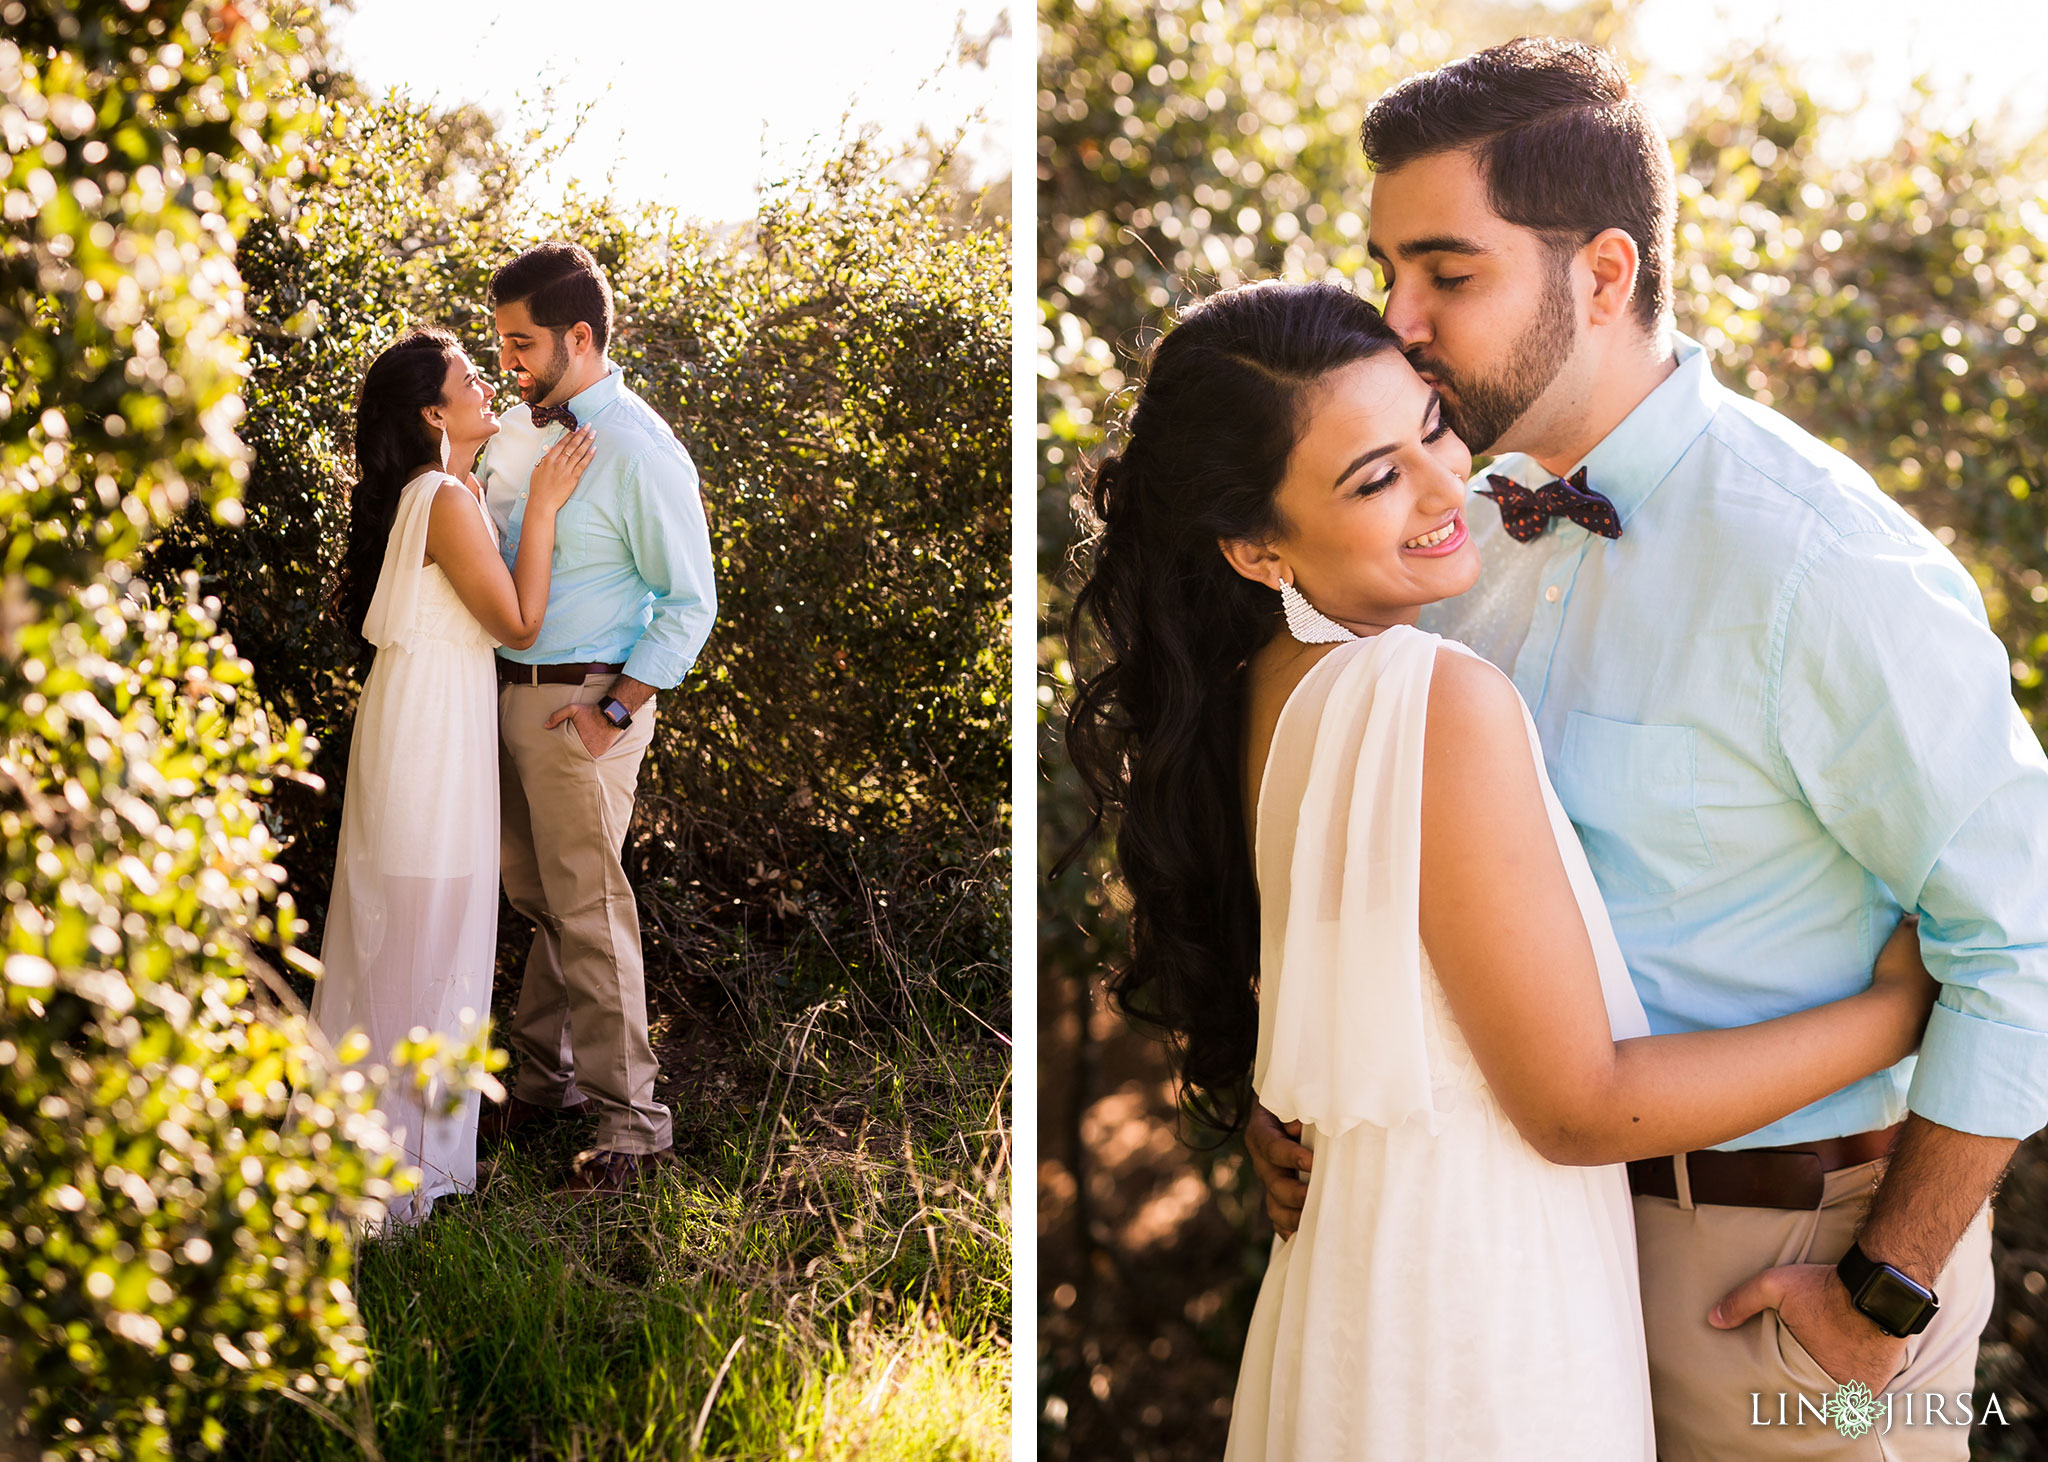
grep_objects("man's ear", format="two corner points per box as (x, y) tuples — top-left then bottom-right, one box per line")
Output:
(1219, 535), (1285, 590)
(567, 320), (594, 358)
(1582, 227), (1640, 328)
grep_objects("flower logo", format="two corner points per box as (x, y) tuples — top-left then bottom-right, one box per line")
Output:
(1826, 1380), (1881, 1439)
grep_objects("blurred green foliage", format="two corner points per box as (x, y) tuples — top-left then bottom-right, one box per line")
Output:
(1671, 58), (2048, 717)
(0, 3), (402, 1457)
(1039, 3), (2048, 1456)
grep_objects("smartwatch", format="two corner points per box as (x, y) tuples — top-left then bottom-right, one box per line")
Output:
(1836, 1241), (1939, 1338)
(596, 695), (633, 730)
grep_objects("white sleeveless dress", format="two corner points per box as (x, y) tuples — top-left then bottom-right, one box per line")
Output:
(310, 470), (502, 1224)
(1225, 624), (1656, 1461)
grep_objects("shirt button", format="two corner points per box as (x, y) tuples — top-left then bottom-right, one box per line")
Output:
(1545, 585), (1562, 603)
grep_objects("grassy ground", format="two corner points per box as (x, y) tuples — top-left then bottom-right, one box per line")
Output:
(221, 910), (1011, 1462)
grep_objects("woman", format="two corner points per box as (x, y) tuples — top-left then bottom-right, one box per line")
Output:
(312, 326), (594, 1223)
(1063, 282), (1936, 1458)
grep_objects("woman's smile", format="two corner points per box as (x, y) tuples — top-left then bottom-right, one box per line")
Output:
(1402, 509), (1467, 556)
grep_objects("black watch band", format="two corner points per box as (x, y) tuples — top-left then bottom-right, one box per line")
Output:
(597, 695), (633, 730)
(1836, 1241), (1938, 1338)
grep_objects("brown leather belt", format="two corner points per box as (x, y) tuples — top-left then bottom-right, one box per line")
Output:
(1626, 1123), (1903, 1210)
(494, 658), (624, 686)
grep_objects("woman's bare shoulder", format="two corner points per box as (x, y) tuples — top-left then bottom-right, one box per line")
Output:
(426, 474), (487, 522)
(1424, 644), (1530, 767)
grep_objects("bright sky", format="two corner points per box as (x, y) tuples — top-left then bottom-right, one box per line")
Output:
(1624, 0), (2048, 152)
(330, 0), (1011, 221)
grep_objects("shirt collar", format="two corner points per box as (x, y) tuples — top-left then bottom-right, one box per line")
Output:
(564, 359), (624, 424)
(1486, 332), (1720, 528)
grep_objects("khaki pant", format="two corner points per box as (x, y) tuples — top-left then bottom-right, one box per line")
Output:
(1635, 1156), (1996, 1460)
(497, 675), (671, 1155)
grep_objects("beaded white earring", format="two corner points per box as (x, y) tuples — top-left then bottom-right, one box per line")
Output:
(1279, 576), (1358, 644)
(438, 424), (452, 471)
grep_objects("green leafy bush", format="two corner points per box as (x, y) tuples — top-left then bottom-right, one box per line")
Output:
(0, 3), (403, 1456)
(619, 140), (1011, 995)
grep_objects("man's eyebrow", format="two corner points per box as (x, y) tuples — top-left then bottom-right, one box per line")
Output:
(1390, 233), (1490, 260)
(1332, 389), (1442, 489)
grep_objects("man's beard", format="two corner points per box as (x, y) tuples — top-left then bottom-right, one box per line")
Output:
(520, 334), (571, 406)
(1408, 256), (1577, 454)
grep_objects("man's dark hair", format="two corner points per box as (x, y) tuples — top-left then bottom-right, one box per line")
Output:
(489, 241), (615, 354)
(1360, 36), (1673, 332)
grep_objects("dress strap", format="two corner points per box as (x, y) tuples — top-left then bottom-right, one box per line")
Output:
(460, 470), (500, 548)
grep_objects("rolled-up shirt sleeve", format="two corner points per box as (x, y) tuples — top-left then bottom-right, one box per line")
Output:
(1775, 529), (2048, 1139)
(617, 444), (717, 690)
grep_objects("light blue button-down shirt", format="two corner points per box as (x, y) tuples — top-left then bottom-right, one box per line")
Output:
(1423, 334), (2048, 1148)
(479, 362), (716, 689)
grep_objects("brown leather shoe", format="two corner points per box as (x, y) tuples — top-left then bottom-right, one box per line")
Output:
(477, 1093), (592, 1144)
(557, 1147), (672, 1195)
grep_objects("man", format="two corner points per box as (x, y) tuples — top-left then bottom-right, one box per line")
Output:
(1242, 38), (2048, 1459)
(474, 241), (717, 1194)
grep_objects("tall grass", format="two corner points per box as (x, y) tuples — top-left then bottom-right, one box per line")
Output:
(222, 880), (1011, 1461)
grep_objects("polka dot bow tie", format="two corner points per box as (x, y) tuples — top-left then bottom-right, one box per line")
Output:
(531, 403), (577, 431)
(1476, 468), (1623, 544)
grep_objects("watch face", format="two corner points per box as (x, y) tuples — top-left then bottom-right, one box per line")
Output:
(1852, 1267), (1936, 1337)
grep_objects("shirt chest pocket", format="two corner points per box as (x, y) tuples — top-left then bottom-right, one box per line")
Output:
(1553, 712), (1714, 897)
(551, 500), (611, 567)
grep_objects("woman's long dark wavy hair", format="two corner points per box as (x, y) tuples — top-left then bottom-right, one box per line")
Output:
(332, 327), (459, 650)
(1062, 280), (1406, 1135)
